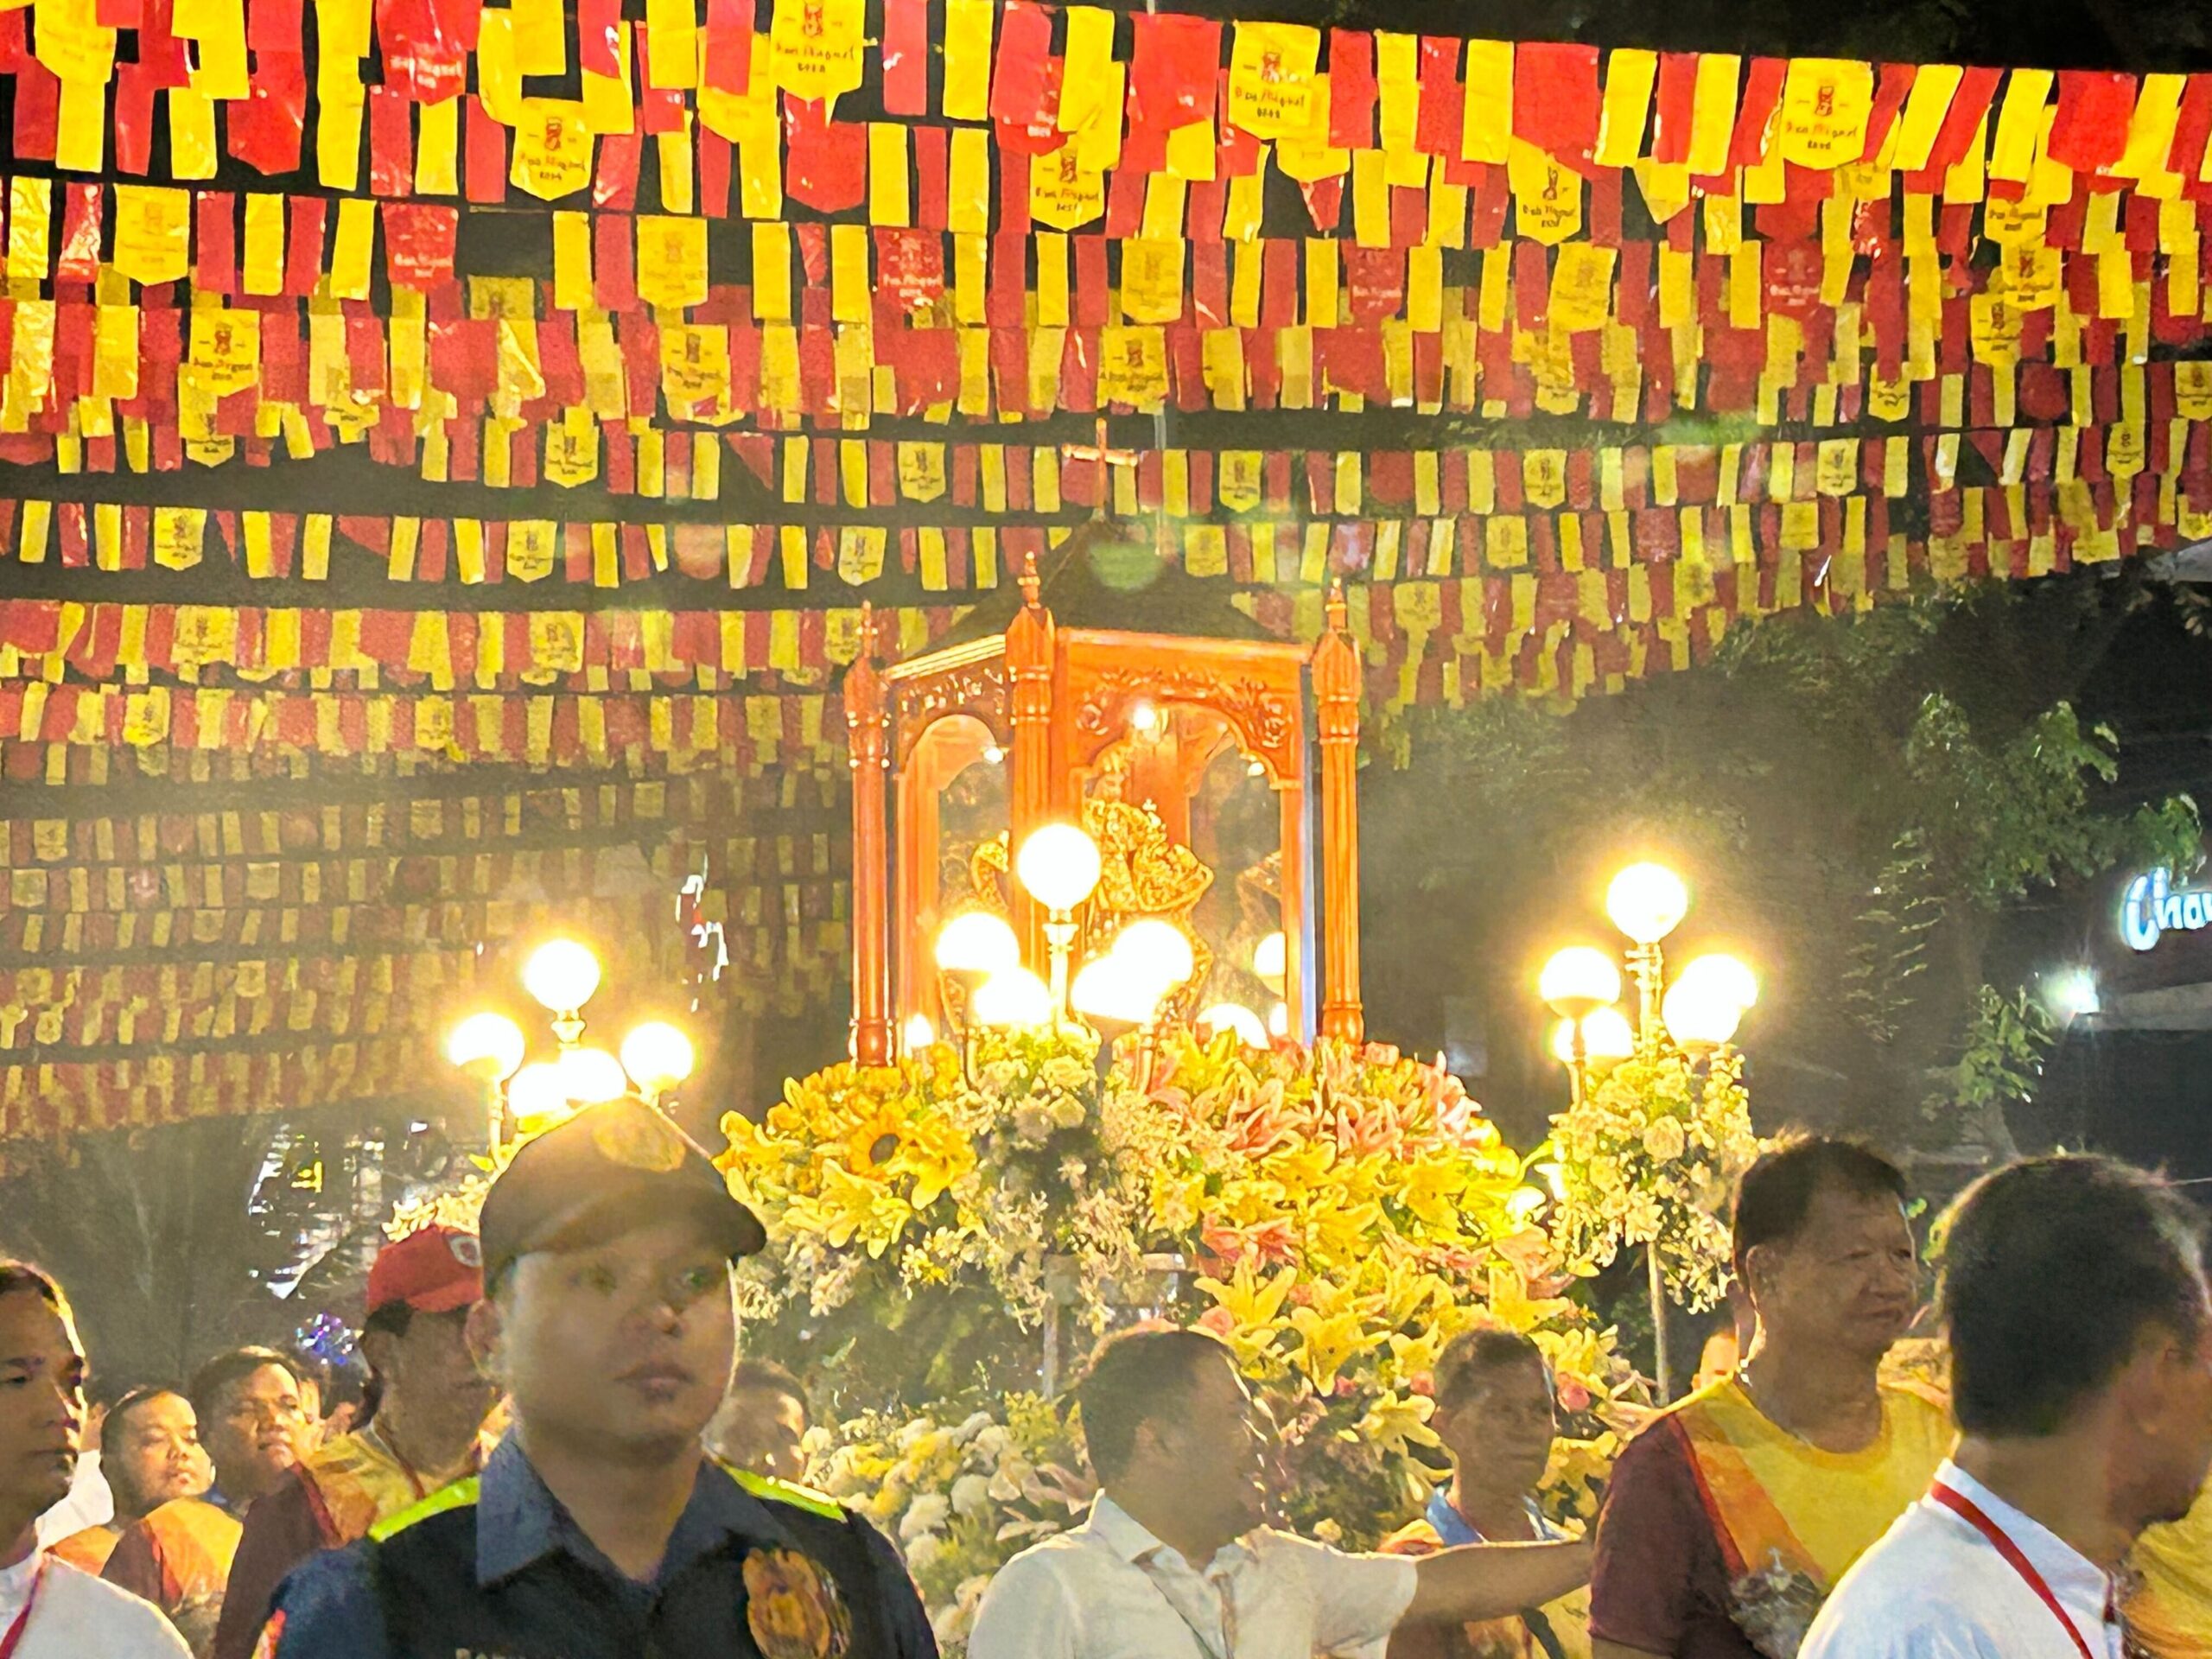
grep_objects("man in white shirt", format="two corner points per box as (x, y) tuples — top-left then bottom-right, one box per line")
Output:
(969, 1326), (1591, 1659)
(0, 1259), (189, 1656)
(1802, 1155), (2212, 1659)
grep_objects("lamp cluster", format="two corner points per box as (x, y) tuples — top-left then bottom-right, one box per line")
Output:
(1541, 862), (1759, 1085)
(923, 823), (1284, 1056)
(445, 938), (696, 1145)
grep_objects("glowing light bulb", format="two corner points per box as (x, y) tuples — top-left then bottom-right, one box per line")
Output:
(1605, 863), (1690, 946)
(522, 939), (601, 1013)
(1198, 1004), (1268, 1048)
(508, 1061), (569, 1128)
(1015, 825), (1104, 912)
(973, 968), (1052, 1028)
(1253, 931), (1287, 992)
(1267, 1001), (1289, 1039)
(1539, 947), (1622, 1020)
(1072, 957), (1160, 1029)
(1129, 701), (1162, 734)
(556, 1046), (629, 1105)
(1582, 1007), (1637, 1065)
(1675, 953), (1759, 1012)
(904, 1013), (938, 1052)
(1662, 979), (1745, 1051)
(447, 1012), (525, 1083)
(620, 1022), (694, 1093)
(1113, 919), (1197, 994)
(934, 911), (1020, 977)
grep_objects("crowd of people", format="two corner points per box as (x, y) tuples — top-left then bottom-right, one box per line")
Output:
(0, 1096), (2209, 1656)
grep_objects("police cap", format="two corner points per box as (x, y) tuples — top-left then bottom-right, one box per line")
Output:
(478, 1095), (766, 1288)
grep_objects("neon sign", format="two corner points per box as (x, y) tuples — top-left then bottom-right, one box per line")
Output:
(2120, 869), (2212, 952)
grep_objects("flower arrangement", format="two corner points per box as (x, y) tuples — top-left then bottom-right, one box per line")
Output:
(720, 1026), (1638, 1649)
(1546, 1047), (1764, 1312)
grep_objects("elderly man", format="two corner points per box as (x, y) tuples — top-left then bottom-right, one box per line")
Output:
(1590, 1137), (1951, 1659)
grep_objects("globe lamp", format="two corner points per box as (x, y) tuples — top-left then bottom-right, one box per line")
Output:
(1605, 863), (1690, 947)
(1072, 956), (1160, 1034)
(1675, 953), (1759, 1013)
(620, 1021), (695, 1096)
(1539, 946), (1622, 1020)
(973, 968), (1052, 1029)
(1113, 919), (1197, 995)
(522, 939), (602, 1014)
(1198, 1003), (1269, 1048)
(1015, 825), (1104, 912)
(447, 1012), (525, 1083)
(556, 1046), (629, 1105)
(933, 911), (1020, 985)
(507, 1061), (569, 1128)
(1253, 931), (1288, 993)
(1662, 977), (1745, 1052)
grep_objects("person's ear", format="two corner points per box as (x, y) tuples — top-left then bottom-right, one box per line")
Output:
(464, 1297), (505, 1384)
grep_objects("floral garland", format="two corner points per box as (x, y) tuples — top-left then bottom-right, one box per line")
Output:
(719, 1026), (1639, 1650)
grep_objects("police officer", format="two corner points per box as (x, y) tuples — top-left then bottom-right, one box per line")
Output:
(252, 1096), (938, 1659)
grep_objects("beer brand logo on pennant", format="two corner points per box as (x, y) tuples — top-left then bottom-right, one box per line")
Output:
(744, 1548), (852, 1659)
(1228, 22), (1321, 139)
(1777, 60), (1873, 168)
(770, 0), (863, 106)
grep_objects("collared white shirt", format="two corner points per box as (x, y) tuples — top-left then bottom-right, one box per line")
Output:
(35, 1448), (111, 1546)
(0, 1548), (190, 1657)
(967, 1491), (1419, 1659)
(1801, 1460), (2123, 1659)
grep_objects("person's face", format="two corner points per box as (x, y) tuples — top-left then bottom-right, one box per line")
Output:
(1139, 1357), (1268, 1543)
(1433, 1358), (1556, 1499)
(0, 1293), (85, 1523)
(105, 1395), (211, 1518)
(707, 1387), (808, 1483)
(205, 1364), (308, 1500)
(371, 1309), (497, 1441)
(2124, 1300), (2212, 1530)
(1694, 1330), (1742, 1393)
(473, 1218), (735, 1462)
(1748, 1184), (1918, 1360)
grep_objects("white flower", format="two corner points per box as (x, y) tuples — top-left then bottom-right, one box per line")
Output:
(1040, 1057), (1091, 1094)
(905, 1532), (947, 1575)
(1049, 1094), (1087, 1130)
(900, 1492), (951, 1541)
(1642, 1116), (1687, 1161)
(950, 1473), (992, 1519)
(896, 1418), (940, 1451)
(951, 1411), (994, 1445)
(974, 1425), (1011, 1460)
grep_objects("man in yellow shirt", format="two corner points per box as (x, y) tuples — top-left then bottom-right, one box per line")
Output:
(1590, 1137), (1953, 1659)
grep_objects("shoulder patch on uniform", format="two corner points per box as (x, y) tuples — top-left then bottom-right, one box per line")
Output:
(726, 1464), (844, 1522)
(368, 1476), (481, 1543)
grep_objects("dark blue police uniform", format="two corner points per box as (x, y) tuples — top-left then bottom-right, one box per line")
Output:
(254, 1433), (938, 1659)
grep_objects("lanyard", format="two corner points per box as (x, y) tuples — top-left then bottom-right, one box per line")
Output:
(1929, 1482), (2107, 1659)
(1419, 1494), (1568, 1659)
(0, 1560), (47, 1659)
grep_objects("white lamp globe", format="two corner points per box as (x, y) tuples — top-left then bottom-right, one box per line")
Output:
(1113, 919), (1197, 993)
(1605, 863), (1690, 947)
(1252, 931), (1288, 991)
(508, 1061), (569, 1126)
(556, 1046), (629, 1105)
(1539, 946), (1622, 1020)
(973, 968), (1052, 1029)
(447, 1012), (525, 1083)
(522, 939), (602, 1013)
(1015, 825), (1103, 912)
(1675, 953), (1759, 1012)
(620, 1022), (695, 1093)
(1198, 1004), (1268, 1048)
(904, 1013), (938, 1052)
(933, 911), (1020, 977)
(1582, 1007), (1637, 1065)
(1662, 979), (1745, 1051)
(1072, 957), (1160, 1028)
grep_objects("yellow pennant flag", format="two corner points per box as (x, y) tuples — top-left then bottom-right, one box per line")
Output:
(636, 214), (709, 309)
(111, 187), (192, 287)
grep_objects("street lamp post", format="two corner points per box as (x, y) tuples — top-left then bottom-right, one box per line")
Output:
(1541, 864), (1758, 1404)
(444, 938), (698, 1153)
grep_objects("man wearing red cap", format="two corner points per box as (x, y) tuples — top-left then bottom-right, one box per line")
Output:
(211, 1227), (497, 1659)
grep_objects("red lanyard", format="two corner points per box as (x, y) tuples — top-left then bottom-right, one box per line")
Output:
(0, 1560), (48, 1659)
(1929, 1481), (2107, 1659)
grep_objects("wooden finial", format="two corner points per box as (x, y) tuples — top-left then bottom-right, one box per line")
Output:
(1019, 549), (1043, 608)
(1325, 579), (1350, 634)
